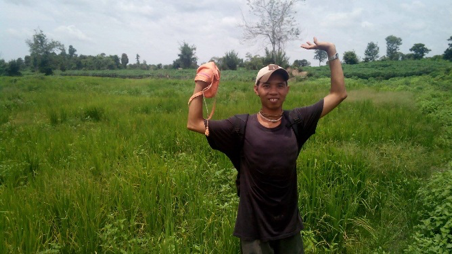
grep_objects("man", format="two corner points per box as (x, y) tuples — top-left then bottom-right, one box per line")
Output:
(187, 37), (346, 253)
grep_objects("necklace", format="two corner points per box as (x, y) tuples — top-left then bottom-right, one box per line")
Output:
(258, 111), (282, 123)
(259, 110), (283, 118)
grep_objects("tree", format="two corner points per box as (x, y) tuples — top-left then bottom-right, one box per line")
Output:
(244, 53), (264, 70)
(364, 42), (379, 62)
(343, 51), (359, 64)
(293, 59), (310, 67)
(263, 48), (289, 67)
(121, 53), (129, 69)
(58, 46), (68, 71)
(401, 53), (415, 60)
(221, 50), (242, 70)
(141, 60), (149, 70)
(385, 35), (402, 60)
(443, 36), (452, 61)
(111, 55), (121, 69)
(409, 43), (431, 60)
(313, 49), (327, 66)
(26, 29), (64, 75)
(68, 45), (77, 58)
(242, 0), (302, 63)
(24, 55), (31, 69)
(16, 58), (25, 70)
(0, 59), (6, 76)
(136, 54), (140, 65)
(175, 42), (197, 69)
(6, 60), (22, 76)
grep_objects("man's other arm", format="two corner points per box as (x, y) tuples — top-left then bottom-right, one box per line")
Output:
(321, 44), (347, 118)
(301, 38), (347, 118)
(187, 81), (208, 134)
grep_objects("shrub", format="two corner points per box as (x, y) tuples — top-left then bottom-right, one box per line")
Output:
(405, 169), (452, 253)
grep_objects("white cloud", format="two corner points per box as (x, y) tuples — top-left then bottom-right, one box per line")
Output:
(6, 28), (33, 39)
(221, 16), (240, 27)
(55, 25), (92, 42)
(360, 21), (374, 29)
(400, 1), (426, 12)
(320, 8), (363, 28)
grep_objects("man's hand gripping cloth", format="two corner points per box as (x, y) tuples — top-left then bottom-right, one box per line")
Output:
(188, 62), (220, 136)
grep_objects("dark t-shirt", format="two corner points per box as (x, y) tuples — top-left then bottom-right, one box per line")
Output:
(206, 99), (324, 241)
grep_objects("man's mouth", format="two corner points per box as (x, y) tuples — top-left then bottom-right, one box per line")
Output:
(269, 98), (279, 102)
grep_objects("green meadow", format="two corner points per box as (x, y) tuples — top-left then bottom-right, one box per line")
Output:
(1, 63), (451, 253)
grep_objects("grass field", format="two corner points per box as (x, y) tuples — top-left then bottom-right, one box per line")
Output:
(0, 64), (451, 253)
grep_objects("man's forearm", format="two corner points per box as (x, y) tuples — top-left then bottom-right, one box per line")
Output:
(187, 81), (207, 133)
(327, 46), (346, 97)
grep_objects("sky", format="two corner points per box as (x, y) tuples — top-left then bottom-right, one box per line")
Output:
(1, 0), (451, 66)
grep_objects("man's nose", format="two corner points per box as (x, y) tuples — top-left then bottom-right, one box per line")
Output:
(269, 85), (278, 94)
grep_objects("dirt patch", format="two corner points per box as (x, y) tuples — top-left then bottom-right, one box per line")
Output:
(287, 68), (308, 78)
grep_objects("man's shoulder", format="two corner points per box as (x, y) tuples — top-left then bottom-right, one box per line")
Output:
(289, 99), (324, 116)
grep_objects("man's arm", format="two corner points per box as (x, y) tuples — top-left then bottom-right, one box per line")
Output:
(187, 81), (209, 134)
(301, 37), (347, 118)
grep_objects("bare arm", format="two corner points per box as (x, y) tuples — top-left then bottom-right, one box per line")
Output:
(301, 37), (347, 117)
(187, 81), (209, 134)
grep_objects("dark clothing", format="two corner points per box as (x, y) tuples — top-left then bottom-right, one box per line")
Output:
(206, 100), (324, 241)
(241, 233), (304, 254)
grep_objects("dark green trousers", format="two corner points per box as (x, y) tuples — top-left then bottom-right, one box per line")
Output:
(241, 233), (304, 254)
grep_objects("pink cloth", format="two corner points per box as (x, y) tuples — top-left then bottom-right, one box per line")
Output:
(192, 61), (220, 98)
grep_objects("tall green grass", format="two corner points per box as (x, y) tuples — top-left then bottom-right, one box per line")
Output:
(0, 73), (450, 253)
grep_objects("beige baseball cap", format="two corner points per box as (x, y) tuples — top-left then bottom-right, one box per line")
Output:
(255, 64), (289, 85)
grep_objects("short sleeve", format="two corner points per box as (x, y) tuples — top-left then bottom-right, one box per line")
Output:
(205, 117), (239, 155)
(292, 99), (324, 144)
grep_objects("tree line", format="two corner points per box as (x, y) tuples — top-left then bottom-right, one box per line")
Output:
(1, 29), (451, 77)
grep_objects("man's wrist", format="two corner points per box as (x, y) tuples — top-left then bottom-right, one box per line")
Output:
(328, 52), (339, 62)
(325, 44), (337, 57)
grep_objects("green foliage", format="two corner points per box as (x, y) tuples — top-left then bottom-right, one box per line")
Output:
(444, 48), (452, 61)
(5, 60), (22, 76)
(68, 45), (77, 58)
(444, 36), (452, 61)
(302, 59), (452, 80)
(385, 35), (402, 60)
(343, 51), (359, 64)
(76, 53), (120, 70)
(0, 59), (6, 76)
(0, 65), (451, 253)
(263, 48), (289, 67)
(135, 54), (140, 65)
(293, 59), (310, 67)
(121, 53), (129, 69)
(314, 49), (327, 66)
(26, 29), (63, 74)
(174, 42), (197, 69)
(405, 169), (452, 253)
(364, 42), (379, 62)
(220, 50), (242, 70)
(410, 43), (431, 60)
(244, 53), (264, 70)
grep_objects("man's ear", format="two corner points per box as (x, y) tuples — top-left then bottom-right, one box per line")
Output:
(254, 85), (259, 95)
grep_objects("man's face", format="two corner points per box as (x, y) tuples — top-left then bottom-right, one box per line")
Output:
(254, 72), (289, 111)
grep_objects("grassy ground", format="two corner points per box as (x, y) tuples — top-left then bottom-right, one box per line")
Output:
(0, 70), (450, 253)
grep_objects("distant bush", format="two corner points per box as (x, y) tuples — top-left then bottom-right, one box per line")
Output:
(302, 59), (452, 80)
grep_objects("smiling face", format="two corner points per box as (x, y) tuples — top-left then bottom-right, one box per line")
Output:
(254, 72), (290, 113)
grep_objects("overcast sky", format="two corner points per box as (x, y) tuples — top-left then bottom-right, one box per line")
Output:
(1, 0), (451, 65)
